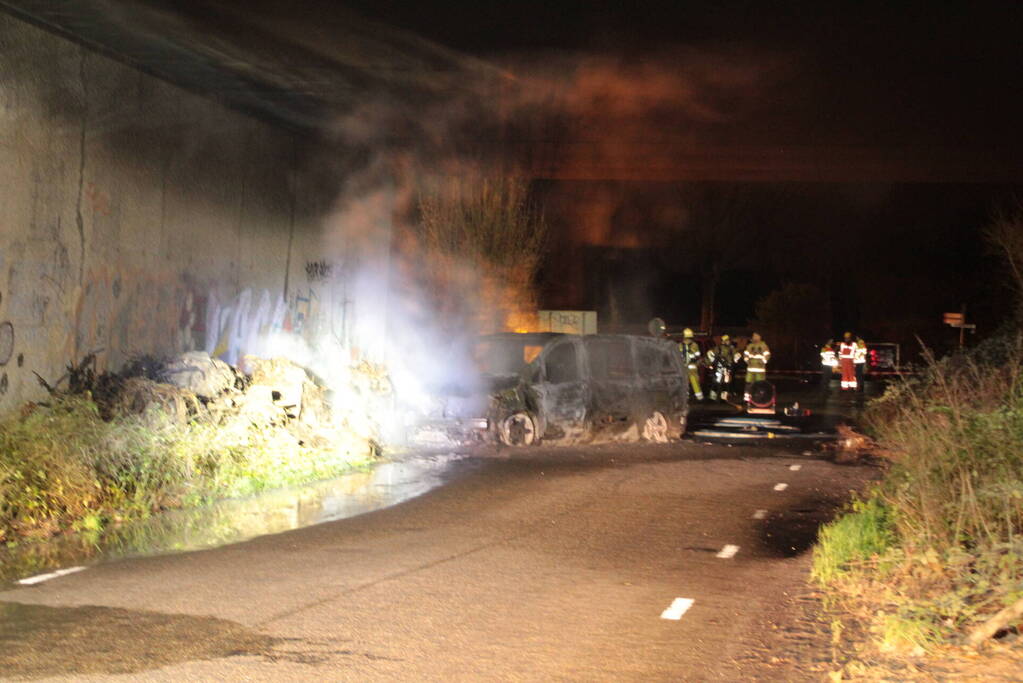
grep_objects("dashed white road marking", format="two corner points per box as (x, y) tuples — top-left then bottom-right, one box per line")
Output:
(773, 483), (788, 491)
(716, 544), (740, 559)
(660, 597), (695, 620)
(752, 509), (768, 519)
(789, 464), (802, 471)
(17, 566), (86, 586)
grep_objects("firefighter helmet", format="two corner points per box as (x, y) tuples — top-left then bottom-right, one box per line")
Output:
(720, 334), (730, 343)
(647, 317), (667, 337)
(683, 328), (694, 339)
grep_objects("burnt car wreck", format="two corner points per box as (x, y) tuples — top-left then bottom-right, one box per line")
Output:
(413, 333), (690, 447)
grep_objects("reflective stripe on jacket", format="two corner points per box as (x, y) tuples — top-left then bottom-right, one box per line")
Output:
(707, 344), (737, 369)
(679, 341), (701, 369)
(854, 341), (867, 364)
(744, 341), (771, 371)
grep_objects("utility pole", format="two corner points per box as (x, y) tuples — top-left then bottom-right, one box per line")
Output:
(959, 304), (966, 349)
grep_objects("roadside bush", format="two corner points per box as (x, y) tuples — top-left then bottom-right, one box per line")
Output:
(0, 396), (373, 544)
(814, 333), (1023, 653)
(867, 336), (1023, 551)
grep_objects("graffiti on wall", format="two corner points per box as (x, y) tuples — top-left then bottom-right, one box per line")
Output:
(204, 288), (288, 367)
(304, 259), (333, 282)
(200, 260), (359, 367)
(73, 266), (197, 373)
(2, 244), (361, 404)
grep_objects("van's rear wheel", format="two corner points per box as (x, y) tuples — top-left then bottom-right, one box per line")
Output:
(499, 411), (538, 447)
(641, 410), (670, 443)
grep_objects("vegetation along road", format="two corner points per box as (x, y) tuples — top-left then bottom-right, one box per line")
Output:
(0, 439), (875, 680)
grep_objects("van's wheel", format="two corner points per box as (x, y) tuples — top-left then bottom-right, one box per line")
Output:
(641, 410), (670, 443)
(499, 411), (538, 447)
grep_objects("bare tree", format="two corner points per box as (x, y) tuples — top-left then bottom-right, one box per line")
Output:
(984, 200), (1023, 316)
(416, 173), (548, 332)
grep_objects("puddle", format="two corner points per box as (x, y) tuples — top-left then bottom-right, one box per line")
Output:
(756, 495), (846, 557)
(0, 453), (475, 586)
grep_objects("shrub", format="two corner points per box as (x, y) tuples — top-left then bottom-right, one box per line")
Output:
(815, 333), (1023, 652)
(0, 396), (372, 543)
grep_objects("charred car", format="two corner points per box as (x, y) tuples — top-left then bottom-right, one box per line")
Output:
(414, 333), (689, 446)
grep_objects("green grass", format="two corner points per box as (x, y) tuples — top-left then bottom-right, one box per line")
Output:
(812, 496), (894, 586)
(0, 396), (373, 544)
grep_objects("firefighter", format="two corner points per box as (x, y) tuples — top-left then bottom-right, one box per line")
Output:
(706, 334), (738, 402)
(819, 339), (837, 393)
(838, 332), (857, 390)
(854, 336), (868, 392)
(679, 328), (704, 401)
(743, 332), (771, 403)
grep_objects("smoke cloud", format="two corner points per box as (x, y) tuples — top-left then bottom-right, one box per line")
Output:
(239, 43), (792, 444)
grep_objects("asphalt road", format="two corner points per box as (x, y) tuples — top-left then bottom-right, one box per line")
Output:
(0, 440), (876, 681)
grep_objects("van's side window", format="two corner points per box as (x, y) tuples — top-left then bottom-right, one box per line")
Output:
(586, 338), (635, 380)
(636, 343), (661, 376)
(660, 348), (678, 375)
(545, 341), (581, 383)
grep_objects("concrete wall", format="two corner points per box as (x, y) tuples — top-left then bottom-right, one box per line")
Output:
(0, 13), (357, 413)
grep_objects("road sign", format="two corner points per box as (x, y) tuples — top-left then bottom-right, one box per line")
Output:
(943, 312), (964, 325)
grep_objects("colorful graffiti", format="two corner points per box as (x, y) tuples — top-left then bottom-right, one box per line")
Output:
(204, 288), (288, 367)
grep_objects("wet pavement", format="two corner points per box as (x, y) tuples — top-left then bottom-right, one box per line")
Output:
(0, 600), (278, 679)
(0, 436), (879, 681)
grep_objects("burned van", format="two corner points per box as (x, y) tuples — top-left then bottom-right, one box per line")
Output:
(471, 332), (689, 446)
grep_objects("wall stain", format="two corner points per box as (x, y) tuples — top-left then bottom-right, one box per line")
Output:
(0, 321), (13, 365)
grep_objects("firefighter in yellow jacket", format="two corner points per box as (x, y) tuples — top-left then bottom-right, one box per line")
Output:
(706, 334), (739, 402)
(679, 328), (704, 401)
(743, 332), (771, 403)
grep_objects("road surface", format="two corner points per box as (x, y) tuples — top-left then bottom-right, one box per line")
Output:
(1, 440), (876, 680)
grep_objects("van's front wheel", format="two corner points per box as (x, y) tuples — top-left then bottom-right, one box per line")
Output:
(499, 411), (538, 447)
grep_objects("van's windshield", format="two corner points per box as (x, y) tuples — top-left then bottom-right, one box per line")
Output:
(474, 338), (544, 376)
